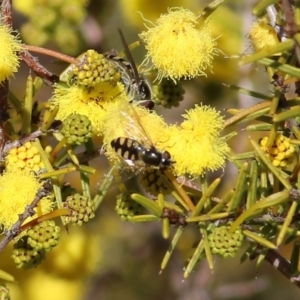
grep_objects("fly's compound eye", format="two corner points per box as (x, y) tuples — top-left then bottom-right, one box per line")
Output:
(138, 81), (151, 100)
(160, 151), (173, 169)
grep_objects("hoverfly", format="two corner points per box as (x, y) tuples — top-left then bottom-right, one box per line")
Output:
(109, 100), (173, 171)
(106, 29), (153, 107)
(96, 105), (173, 195)
(111, 136), (172, 171)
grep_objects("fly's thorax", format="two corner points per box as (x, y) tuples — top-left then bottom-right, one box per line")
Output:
(141, 147), (163, 167)
(105, 49), (152, 102)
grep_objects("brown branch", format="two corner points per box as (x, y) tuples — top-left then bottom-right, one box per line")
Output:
(24, 45), (78, 65)
(281, 0), (297, 38)
(2, 129), (44, 155)
(0, 180), (52, 253)
(20, 50), (59, 86)
(264, 249), (300, 287)
(253, 247), (300, 288)
(1, 127), (59, 159)
(1, 0), (12, 27)
(0, 0), (13, 157)
(281, 0), (300, 65)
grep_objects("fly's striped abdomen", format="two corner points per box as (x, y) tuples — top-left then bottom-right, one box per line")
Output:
(111, 137), (143, 162)
(111, 137), (173, 170)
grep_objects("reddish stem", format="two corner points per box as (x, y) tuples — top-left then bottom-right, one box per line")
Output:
(24, 45), (78, 65)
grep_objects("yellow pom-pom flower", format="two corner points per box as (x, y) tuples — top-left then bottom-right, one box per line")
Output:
(0, 169), (42, 230)
(6, 142), (44, 172)
(139, 7), (219, 81)
(51, 82), (129, 134)
(165, 105), (229, 177)
(0, 24), (23, 83)
(249, 19), (280, 52)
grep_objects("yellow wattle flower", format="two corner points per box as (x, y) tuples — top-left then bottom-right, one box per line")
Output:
(0, 169), (42, 230)
(164, 105), (229, 177)
(51, 82), (129, 134)
(249, 19), (280, 51)
(0, 24), (23, 83)
(139, 7), (219, 81)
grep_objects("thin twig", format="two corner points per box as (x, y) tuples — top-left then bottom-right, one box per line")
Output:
(20, 50), (59, 86)
(1, 0), (12, 27)
(281, 0), (300, 64)
(0, 181), (52, 253)
(2, 130), (44, 155)
(24, 45), (78, 65)
(0, 0), (13, 157)
(1, 128), (59, 158)
(263, 248), (300, 288)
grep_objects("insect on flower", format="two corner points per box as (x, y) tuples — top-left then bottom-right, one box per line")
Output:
(111, 136), (172, 170)
(95, 104), (173, 195)
(106, 29), (154, 108)
(110, 106), (173, 171)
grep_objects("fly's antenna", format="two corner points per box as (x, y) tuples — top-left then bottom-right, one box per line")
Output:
(117, 28), (141, 86)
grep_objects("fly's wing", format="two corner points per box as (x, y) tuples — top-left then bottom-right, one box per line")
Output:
(118, 29), (141, 88)
(94, 161), (147, 195)
(118, 103), (153, 149)
(117, 29), (152, 102)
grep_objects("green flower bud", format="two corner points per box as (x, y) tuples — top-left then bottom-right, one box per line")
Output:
(152, 78), (185, 108)
(73, 50), (120, 86)
(27, 220), (60, 252)
(115, 191), (144, 221)
(61, 114), (93, 145)
(11, 237), (46, 269)
(63, 193), (95, 225)
(208, 225), (244, 258)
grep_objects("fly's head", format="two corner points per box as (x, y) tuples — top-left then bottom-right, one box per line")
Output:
(160, 151), (174, 170)
(137, 79), (152, 101)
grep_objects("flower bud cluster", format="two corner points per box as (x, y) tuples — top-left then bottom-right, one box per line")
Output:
(14, 0), (88, 54)
(27, 220), (61, 252)
(260, 133), (295, 168)
(6, 142), (44, 172)
(115, 192), (144, 221)
(61, 114), (93, 145)
(63, 194), (95, 225)
(139, 168), (172, 196)
(152, 78), (185, 108)
(73, 50), (120, 86)
(11, 237), (46, 269)
(208, 225), (244, 258)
